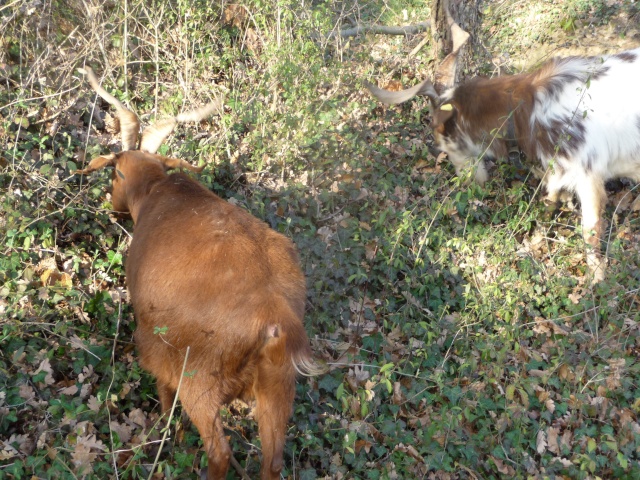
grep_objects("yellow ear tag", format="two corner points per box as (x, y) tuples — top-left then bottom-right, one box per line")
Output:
(440, 103), (453, 111)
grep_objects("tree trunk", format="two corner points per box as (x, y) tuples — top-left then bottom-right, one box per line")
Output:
(430, 0), (482, 86)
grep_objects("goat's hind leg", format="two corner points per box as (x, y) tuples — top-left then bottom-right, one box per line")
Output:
(543, 167), (574, 209)
(575, 174), (607, 283)
(180, 384), (230, 480)
(254, 362), (295, 480)
(156, 379), (177, 415)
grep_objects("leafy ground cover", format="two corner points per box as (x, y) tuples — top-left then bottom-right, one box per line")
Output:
(1, 0), (640, 478)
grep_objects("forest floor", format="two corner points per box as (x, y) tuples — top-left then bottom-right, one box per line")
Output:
(2, 0), (640, 478)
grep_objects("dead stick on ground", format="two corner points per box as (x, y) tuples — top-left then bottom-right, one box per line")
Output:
(326, 21), (430, 39)
(230, 455), (251, 480)
(409, 35), (430, 58)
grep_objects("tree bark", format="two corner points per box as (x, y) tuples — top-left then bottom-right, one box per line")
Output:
(431, 0), (450, 63)
(430, 0), (483, 87)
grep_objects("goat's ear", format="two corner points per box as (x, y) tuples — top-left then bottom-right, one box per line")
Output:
(153, 154), (205, 173)
(76, 153), (118, 174)
(431, 103), (456, 128)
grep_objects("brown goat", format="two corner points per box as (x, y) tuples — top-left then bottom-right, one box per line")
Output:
(78, 67), (323, 479)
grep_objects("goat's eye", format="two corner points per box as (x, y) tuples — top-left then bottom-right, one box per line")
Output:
(116, 169), (125, 180)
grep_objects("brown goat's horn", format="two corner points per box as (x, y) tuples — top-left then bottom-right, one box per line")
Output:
(365, 79), (441, 107)
(139, 98), (223, 154)
(78, 67), (140, 151)
(138, 118), (178, 154)
(175, 100), (223, 123)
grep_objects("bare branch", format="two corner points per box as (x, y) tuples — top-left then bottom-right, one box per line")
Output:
(327, 21), (430, 40)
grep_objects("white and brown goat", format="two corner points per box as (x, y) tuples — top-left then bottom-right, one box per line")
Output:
(368, 47), (640, 282)
(78, 66), (323, 479)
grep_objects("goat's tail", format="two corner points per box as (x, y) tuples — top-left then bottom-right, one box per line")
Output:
(262, 319), (326, 377)
(292, 348), (327, 377)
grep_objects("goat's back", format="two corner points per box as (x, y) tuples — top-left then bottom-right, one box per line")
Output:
(126, 173), (309, 403)
(531, 49), (640, 178)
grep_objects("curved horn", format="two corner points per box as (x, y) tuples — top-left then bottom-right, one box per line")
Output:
(433, 0), (470, 91)
(138, 118), (178, 154)
(175, 99), (223, 123)
(78, 66), (140, 151)
(139, 98), (223, 154)
(365, 79), (441, 107)
(152, 154), (205, 173)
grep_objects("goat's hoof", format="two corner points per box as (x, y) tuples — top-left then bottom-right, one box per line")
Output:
(199, 467), (208, 480)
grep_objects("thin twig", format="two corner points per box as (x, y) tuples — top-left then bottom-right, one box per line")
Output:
(107, 297), (124, 480)
(0, 86), (77, 110)
(0, 0), (23, 13)
(148, 346), (190, 480)
(123, 0), (129, 99)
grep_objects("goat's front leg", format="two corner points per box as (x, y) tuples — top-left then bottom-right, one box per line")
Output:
(575, 175), (607, 283)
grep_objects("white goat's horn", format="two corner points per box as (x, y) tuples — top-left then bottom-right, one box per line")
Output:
(78, 66), (140, 151)
(433, 0), (470, 91)
(365, 79), (441, 106)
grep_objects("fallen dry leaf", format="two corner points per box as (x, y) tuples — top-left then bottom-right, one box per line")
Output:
(59, 385), (78, 396)
(536, 429), (547, 454)
(110, 421), (133, 443)
(87, 395), (101, 412)
(547, 426), (560, 454)
(71, 434), (106, 475)
(490, 455), (515, 475)
(33, 358), (55, 386)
